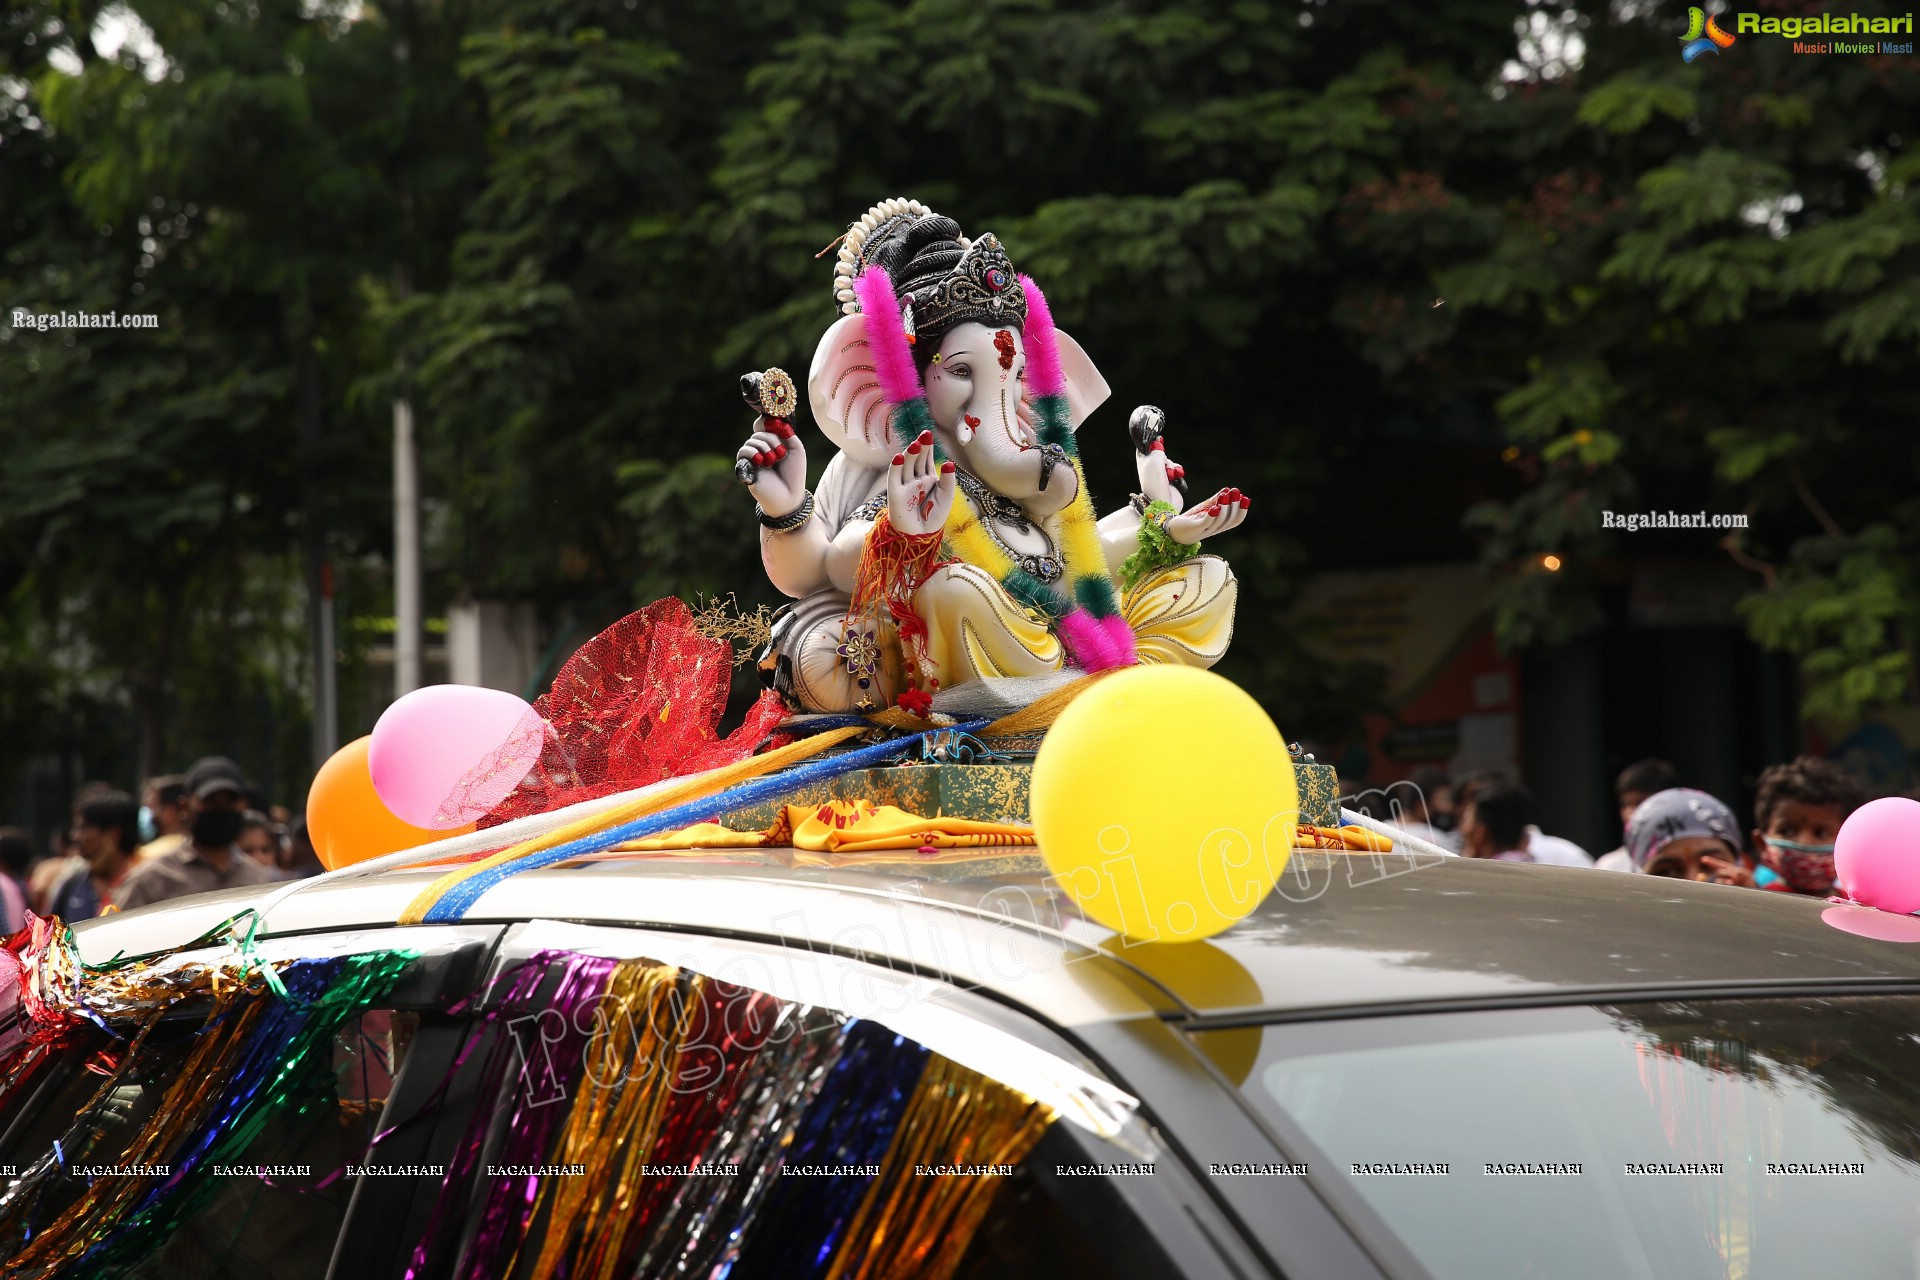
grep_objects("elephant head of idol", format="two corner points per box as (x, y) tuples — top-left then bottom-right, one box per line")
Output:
(809, 206), (1109, 514)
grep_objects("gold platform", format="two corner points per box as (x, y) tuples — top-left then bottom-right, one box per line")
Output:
(716, 759), (1339, 828)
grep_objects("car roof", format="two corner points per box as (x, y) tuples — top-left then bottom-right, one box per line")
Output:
(75, 850), (1920, 1024)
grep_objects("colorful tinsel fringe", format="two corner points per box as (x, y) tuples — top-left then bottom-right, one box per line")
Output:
(0, 931), (1057, 1280)
(0, 931), (416, 1276)
(407, 951), (1054, 1280)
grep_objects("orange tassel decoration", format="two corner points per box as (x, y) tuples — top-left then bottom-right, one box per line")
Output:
(847, 512), (947, 700)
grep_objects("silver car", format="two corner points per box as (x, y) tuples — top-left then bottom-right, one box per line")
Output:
(14, 848), (1920, 1278)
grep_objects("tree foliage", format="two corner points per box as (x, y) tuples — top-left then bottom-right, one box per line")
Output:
(1431, 6), (1918, 719)
(4, 0), (1917, 811)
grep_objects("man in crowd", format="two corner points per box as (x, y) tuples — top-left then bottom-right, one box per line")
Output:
(28, 782), (110, 912)
(1387, 766), (1461, 853)
(138, 774), (189, 862)
(1459, 783), (1536, 862)
(118, 757), (277, 910)
(1457, 772), (1593, 866)
(1595, 759), (1679, 872)
(50, 790), (142, 921)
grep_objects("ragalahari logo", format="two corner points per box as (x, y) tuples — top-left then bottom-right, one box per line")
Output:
(1681, 7), (1738, 60)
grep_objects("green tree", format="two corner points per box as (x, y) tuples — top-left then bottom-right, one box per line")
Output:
(17, 0), (1914, 802)
(1432, 2), (1919, 722)
(1, 0), (481, 795)
(408, 0), (1520, 737)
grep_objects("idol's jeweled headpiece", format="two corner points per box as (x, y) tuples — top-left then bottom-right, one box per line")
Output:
(831, 198), (1028, 339)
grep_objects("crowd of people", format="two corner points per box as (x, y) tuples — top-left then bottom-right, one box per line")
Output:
(0, 747), (1883, 934)
(1360, 754), (1869, 898)
(0, 756), (324, 933)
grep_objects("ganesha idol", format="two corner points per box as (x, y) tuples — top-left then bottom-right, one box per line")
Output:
(735, 197), (1247, 715)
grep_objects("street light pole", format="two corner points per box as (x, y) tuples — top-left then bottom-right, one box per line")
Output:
(394, 393), (422, 696)
(392, 7), (422, 701)
(297, 297), (338, 767)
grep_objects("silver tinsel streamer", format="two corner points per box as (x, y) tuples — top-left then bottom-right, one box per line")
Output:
(631, 1008), (851, 1278)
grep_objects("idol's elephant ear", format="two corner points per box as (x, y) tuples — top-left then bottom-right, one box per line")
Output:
(1054, 329), (1111, 429)
(808, 312), (898, 468)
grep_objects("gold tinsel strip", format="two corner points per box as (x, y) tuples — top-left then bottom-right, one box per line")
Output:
(825, 1055), (1056, 1280)
(524, 962), (688, 1280)
(690, 593), (779, 668)
(5, 972), (274, 1273)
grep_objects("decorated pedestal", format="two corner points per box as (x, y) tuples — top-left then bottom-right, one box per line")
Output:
(717, 757), (1339, 829)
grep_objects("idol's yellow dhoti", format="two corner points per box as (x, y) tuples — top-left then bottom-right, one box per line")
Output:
(915, 563), (1063, 683)
(778, 555), (1236, 712)
(1121, 553), (1238, 667)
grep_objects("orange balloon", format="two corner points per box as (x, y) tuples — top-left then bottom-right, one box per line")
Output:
(308, 736), (474, 870)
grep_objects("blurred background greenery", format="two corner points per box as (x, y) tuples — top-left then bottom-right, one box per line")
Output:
(3, 0), (1916, 846)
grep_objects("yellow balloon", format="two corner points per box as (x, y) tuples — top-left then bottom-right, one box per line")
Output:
(1032, 666), (1297, 943)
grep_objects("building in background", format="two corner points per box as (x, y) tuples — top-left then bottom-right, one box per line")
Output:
(1292, 555), (1809, 858)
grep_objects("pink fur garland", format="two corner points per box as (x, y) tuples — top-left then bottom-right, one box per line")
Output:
(1057, 610), (1107, 671)
(1017, 275), (1066, 399)
(853, 267), (923, 406)
(1100, 613), (1139, 668)
(1059, 608), (1138, 672)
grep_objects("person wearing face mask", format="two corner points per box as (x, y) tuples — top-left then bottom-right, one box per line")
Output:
(1385, 768), (1461, 854)
(137, 774), (189, 863)
(1694, 757), (1865, 895)
(117, 757), (277, 911)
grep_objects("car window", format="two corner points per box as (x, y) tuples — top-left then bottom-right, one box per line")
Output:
(4, 931), (1205, 1278)
(1193, 997), (1920, 1280)
(956, 1124), (1201, 1280)
(0, 997), (417, 1278)
(120, 1010), (414, 1280)
(394, 948), (1167, 1279)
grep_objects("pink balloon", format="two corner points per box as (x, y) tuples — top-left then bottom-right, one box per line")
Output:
(1834, 796), (1920, 916)
(369, 685), (546, 829)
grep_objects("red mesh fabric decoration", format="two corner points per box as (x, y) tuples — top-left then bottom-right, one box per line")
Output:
(484, 599), (790, 825)
(436, 704), (549, 828)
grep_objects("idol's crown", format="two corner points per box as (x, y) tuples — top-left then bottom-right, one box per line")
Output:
(831, 198), (1029, 337)
(899, 233), (1028, 334)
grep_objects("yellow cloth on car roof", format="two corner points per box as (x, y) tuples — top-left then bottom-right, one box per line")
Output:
(614, 798), (1035, 854)
(1294, 824), (1395, 852)
(611, 806), (1390, 856)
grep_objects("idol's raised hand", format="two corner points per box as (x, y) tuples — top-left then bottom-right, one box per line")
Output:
(886, 430), (956, 536)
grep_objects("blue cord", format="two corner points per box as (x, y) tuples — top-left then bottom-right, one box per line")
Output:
(425, 721), (987, 922)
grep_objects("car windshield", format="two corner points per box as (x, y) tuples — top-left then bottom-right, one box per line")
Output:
(1194, 996), (1920, 1280)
